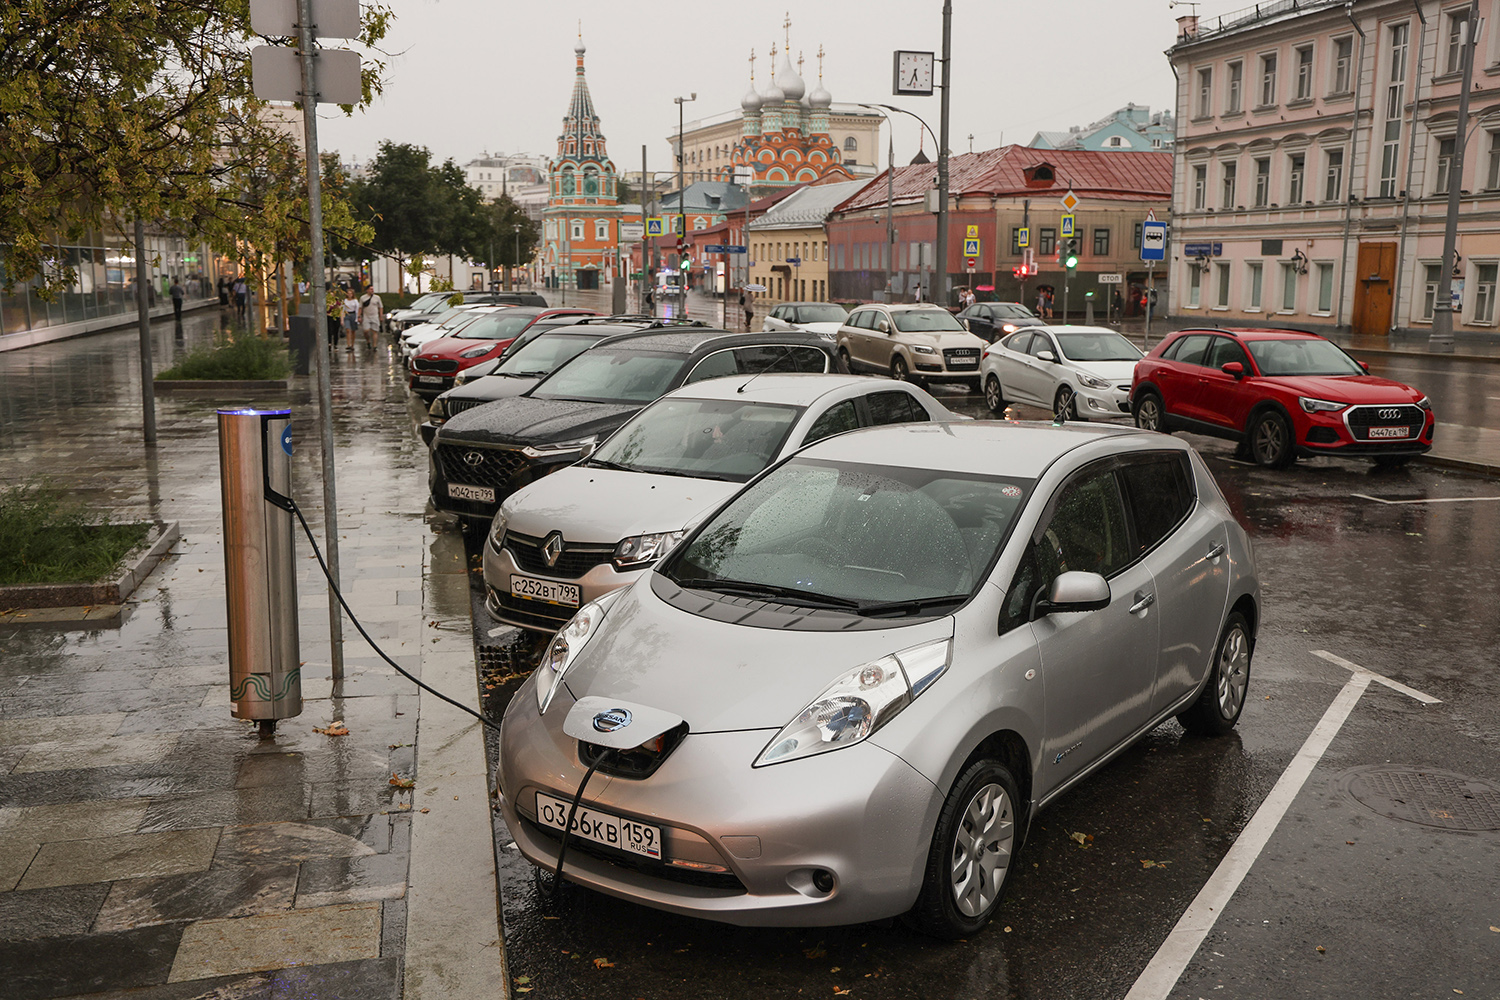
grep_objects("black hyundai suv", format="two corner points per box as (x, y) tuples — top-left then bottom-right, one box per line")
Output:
(429, 327), (845, 523)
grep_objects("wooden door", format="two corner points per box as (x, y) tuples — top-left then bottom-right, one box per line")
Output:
(1351, 242), (1396, 336)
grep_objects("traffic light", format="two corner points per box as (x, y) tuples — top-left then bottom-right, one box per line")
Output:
(1063, 239), (1079, 271)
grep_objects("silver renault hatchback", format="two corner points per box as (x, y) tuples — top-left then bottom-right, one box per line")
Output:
(498, 420), (1258, 937)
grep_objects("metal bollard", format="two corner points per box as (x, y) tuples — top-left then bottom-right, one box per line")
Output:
(217, 408), (302, 734)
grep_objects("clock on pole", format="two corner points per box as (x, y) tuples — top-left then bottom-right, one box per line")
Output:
(893, 51), (936, 96)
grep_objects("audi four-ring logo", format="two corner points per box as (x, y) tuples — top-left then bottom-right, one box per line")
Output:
(1378, 408), (1402, 420)
(463, 451), (485, 466)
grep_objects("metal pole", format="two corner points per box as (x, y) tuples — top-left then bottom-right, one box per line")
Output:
(676, 95), (696, 318)
(935, 0), (953, 309)
(887, 116), (896, 301)
(1430, 0), (1479, 352)
(1391, 1), (1428, 335)
(1145, 261), (1154, 346)
(1335, 11), (1367, 331)
(296, 0), (344, 682)
(134, 218), (158, 446)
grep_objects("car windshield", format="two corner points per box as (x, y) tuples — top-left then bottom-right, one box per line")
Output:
(495, 334), (603, 377)
(408, 293), (448, 312)
(434, 310), (487, 331)
(530, 350), (686, 404)
(1245, 338), (1364, 376)
(892, 310), (966, 333)
(456, 311), (537, 340)
(1055, 332), (1143, 362)
(662, 458), (1032, 608)
(796, 304), (848, 323)
(992, 304), (1037, 319)
(590, 398), (802, 482)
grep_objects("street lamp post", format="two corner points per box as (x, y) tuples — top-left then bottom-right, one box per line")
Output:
(513, 224), (521, 290)
(676, 93), (696, 317)
(1430, 0), (1480, 352)
(935, 0), (953, 309)
(859, 103), (938, 302)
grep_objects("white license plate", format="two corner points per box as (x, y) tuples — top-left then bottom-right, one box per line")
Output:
(418, 375), (445, 384)
(1367, 426), (1411, 439)
(510, 575), (580, 607)
(447, 483), (495, 503)
(535, 792), (662, 859)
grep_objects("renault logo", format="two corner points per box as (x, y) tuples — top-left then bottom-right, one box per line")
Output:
(1378, 407), (1402, 420)
(541, 532), (564, 567)
(593, 707), (632, 733)
(463, 451), (486, 466)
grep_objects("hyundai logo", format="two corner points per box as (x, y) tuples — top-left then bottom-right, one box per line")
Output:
(1378, 407), (1402, 420)
(593, 708), (632, 733)
(463, 451), (486, 467)
(541, 532), (564, 567)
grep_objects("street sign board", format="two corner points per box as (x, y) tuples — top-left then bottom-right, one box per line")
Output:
(1182, 241), (1222, 258)
(250, 0), (360, 38)
(1098, 273), (1124, 284)
(620, 222), (645, 241)
(1141, 222), (1169, 261)
(706, 245), (750, 255)
(251, 45), (362, 104)
(646, 218), (666, 236)
(745, 283), (767, 291)
(1061, 189), (1080, 212)
(966, 225), (980, 239)
(1061, 214), (1075, 238)
(966, 257), (977, 269)
(963, 238), (980, 256)
(1018, 227), (1030, 249)
(785, 255), (802, 264)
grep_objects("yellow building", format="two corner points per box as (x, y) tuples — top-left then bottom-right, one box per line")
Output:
(747, 179), (866, 305)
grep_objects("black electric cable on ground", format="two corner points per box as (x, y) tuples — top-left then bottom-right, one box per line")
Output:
(551, 748), (616, 895)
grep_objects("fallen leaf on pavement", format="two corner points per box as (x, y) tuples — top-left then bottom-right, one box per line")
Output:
(1490, 926), (1500, 933)
(1069, 831), (1094, 848)
(514, 977), (531, 985)
(313, 721), (349, 736)
(804, 943), (827, 959)
(592, 957), (615, 968)
(833, 989), (851, 996)
(1316, 945), (1326, 954)
(419, 807), (430, 814)
(389, 773), (415, 789)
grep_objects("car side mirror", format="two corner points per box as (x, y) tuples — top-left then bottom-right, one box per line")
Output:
(1359, 361), (1370, 373)
(1221, 361), (1245, 378)
(877, 320), (891, 333)
(578, 440), (598, 460)
(1036, 350), (1056, 363)
(1032, 571), (1111, 619)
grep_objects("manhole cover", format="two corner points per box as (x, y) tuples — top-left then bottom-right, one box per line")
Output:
(1335, 766), (1500, 831)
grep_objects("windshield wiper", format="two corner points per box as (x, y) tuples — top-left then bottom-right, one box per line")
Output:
(682, 580), (862, 610)
(633, 465), (739, 482)
(856, 594), (969, 617)
(584, 458), (635, 472)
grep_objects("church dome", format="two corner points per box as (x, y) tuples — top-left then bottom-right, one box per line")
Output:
(762, 80), (785, 104)
(741, 86), (763, 112)
(775, 50), (805, 102)
(808, 81), (832, 108)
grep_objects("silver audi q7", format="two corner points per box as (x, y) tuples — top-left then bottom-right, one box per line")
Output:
(499, 420), (1258, 937)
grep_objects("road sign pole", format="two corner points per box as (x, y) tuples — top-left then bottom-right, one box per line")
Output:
(1145, 261), (1155, 346)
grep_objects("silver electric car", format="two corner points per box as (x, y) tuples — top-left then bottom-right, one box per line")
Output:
(498, 420), (1258, 937)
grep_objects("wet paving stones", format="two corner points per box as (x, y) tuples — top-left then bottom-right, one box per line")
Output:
(0, 883), (111, 940)
(19, 827), (221, 890)
(167, 902), (383, 981)
(94, 864), (300, 931)
(0, 922), (186, 1000)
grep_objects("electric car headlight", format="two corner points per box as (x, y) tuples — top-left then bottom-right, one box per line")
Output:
(535, 589), (625, 714)
(1077, 373), (1111, 390)
(613, 531), (685, 570)
(522, 435), (597, 459)
(487, 510), (508, 553)
(755, 638), (952, 766)
(911, 345), (937, 355)
(1298, 396), (1346, 413)
(459, 344), (494, 359)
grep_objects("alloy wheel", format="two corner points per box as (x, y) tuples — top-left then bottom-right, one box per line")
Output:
(1252, 414), (1288, 465)
(1136, 395), (1162, 431)
(984, 376), (1004, 413)
(1054, 386), (1076, 420)
(1217, 624), (1250, 718)
(948, 782), (1014, 918)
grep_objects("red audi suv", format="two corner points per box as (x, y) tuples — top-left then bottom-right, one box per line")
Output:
(1130, 328), (1434, 468)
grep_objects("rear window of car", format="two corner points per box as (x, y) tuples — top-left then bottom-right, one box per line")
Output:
(531, 350), (686, 403)
(1168, 334), (1212, 367)
(1118, 454), (1196, 553)
(866, 390), (930, 426)
(893, 310), (966, 333)
(684, 344), (830, 384)
(1205, 336), (1250, 370)
(794, 304), (848, 324)
(1002, 331), (1033, 352)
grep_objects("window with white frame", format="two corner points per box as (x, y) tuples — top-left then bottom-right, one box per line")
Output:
(1435, 136), (1456, 195)
(1193, 164), (1208, 209)
(1488, 132), (1500, 190)
(1325, 148), (1344, 201)
(1332, 36), (1353, 94)
(1197, 68), (1213, 116)
(1222, 161), (1238, 208)
(1446, 6), (1471, 75)
(1254, 157), (1271, 207)
(1260, 53), (1278, 106)
(1295, 45), (1315, 100)
(1227, 61), (1243, 113)
(595, 220), (608, 240)
(545, 220), (557, 240)
(1380, 23), (1410, 198)
(1422, 263), (1443, 320)
(1188, 264), (1202, 307)
(1215, 262), (1231, 307)
(1477, 263), (1499, 323)
(1289, 152), (1306, 203)
(1316, 262), (1335, 313)
(570, 221), (584, 241)
(1247, 261), (1264, 310)
(1280, 262), (1299, 311)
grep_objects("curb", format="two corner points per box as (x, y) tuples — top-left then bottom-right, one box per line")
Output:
(1415, 454), (1500, 476)
(0, 520), (179, 610)
(1340, 346), (1500, 365)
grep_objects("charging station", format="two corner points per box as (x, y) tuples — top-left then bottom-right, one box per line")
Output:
(217, 408), (303, 732)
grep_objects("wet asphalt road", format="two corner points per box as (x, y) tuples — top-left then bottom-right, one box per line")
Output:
(464, 384), (1500, 1000)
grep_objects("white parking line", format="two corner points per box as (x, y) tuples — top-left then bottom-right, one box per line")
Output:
(1352, 492), (1500, 506)
(1124, 652), (1437, 1000)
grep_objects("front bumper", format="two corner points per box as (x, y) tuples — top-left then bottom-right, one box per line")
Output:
(482, 542), (646, 632)
(1296, 409), (1435, 459)
(429, 443), (579, 521)
(499, 681), (940, 927)
(1076, 385), (1133, 418)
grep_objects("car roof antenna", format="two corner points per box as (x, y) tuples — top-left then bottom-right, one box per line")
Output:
(737, 345), (796, 394)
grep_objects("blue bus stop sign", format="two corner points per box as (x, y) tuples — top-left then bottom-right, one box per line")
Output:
(1141, 221), (1167, 262)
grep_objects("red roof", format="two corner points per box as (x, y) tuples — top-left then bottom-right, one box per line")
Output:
(835, 146), (1173, 214)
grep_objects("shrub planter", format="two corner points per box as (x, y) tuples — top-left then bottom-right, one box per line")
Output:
(0, 520), (180, 610)
(153, 379), (289, 393)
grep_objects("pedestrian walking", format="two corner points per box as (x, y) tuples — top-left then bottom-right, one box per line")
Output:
(358, 287), (384, 350)
(1145, 287), (1157, 322)
(169, 277), (184, 320)
(341, 287), (359, 351)
(741, 290), (753, 331)
(1111, 288), (1124, 325)
(324, 282), (341, 349)
(232, 277), (248, 321)
(216, 275), (229, 306)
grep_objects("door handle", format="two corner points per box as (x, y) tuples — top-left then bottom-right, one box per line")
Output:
(1206, 542), (1226, 560)
(1129, 591), (1156, 614)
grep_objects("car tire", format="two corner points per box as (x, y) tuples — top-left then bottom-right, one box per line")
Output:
(1373, 454), (1412, 469)
(1249, 410), (1296, 468)
(891, 355), (920, 385)
(1133, 391), (1167, 433)
(906, 758), (1020, 939)
(837, 347), (853, 373)
(1178, 611), (1252, 737)
(984, 374), (1007, 414)
(1054, 385), (1084, 422)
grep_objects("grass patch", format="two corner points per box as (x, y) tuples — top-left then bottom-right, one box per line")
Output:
(157, 332), (292, 381)
(0, 482), (152, 586)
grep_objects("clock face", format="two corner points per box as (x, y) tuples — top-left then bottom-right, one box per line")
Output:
(894, 50), (935, 96)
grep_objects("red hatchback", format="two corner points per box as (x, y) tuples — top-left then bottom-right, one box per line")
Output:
(409, 307), (599, 399)
(1131, 328), (1434, 468)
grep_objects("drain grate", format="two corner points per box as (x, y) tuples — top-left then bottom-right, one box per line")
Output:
(1336, 766), (1500, 832)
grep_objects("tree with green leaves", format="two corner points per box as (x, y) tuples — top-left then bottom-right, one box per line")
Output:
(475, 196), (541, 289)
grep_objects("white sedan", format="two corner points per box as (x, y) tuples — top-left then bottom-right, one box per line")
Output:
(399, 305), (505, 360)
(761, 302), (850, 341)
(981, 325), (1144, 420)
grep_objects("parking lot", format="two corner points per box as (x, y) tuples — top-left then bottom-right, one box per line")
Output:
(464, 380), (1500, 1000)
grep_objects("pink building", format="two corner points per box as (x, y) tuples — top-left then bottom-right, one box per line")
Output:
(1169, 0), (1500, 336)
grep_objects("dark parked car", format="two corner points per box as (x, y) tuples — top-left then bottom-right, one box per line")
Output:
(430, 329), (845, 523)
(956, 301), (1047, 342)
(1131, 327), (1434, 468)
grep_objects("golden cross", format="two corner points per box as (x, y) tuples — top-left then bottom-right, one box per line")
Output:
(798, 51), (804, 76)
(748, 48), (756, 83)
(783, 12), (791, 49)
(817, 44), (825, 80)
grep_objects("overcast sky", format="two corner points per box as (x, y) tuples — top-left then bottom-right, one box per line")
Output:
(317, 0), (1251, 175)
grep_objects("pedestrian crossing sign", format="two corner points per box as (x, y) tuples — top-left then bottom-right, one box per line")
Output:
(963, 238), (981, 256)
(1018, 227), (1030, 248)
(966, 225), (979, 239)
(646, 217), (666, 237)
(1061, 214), (1075, 238)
